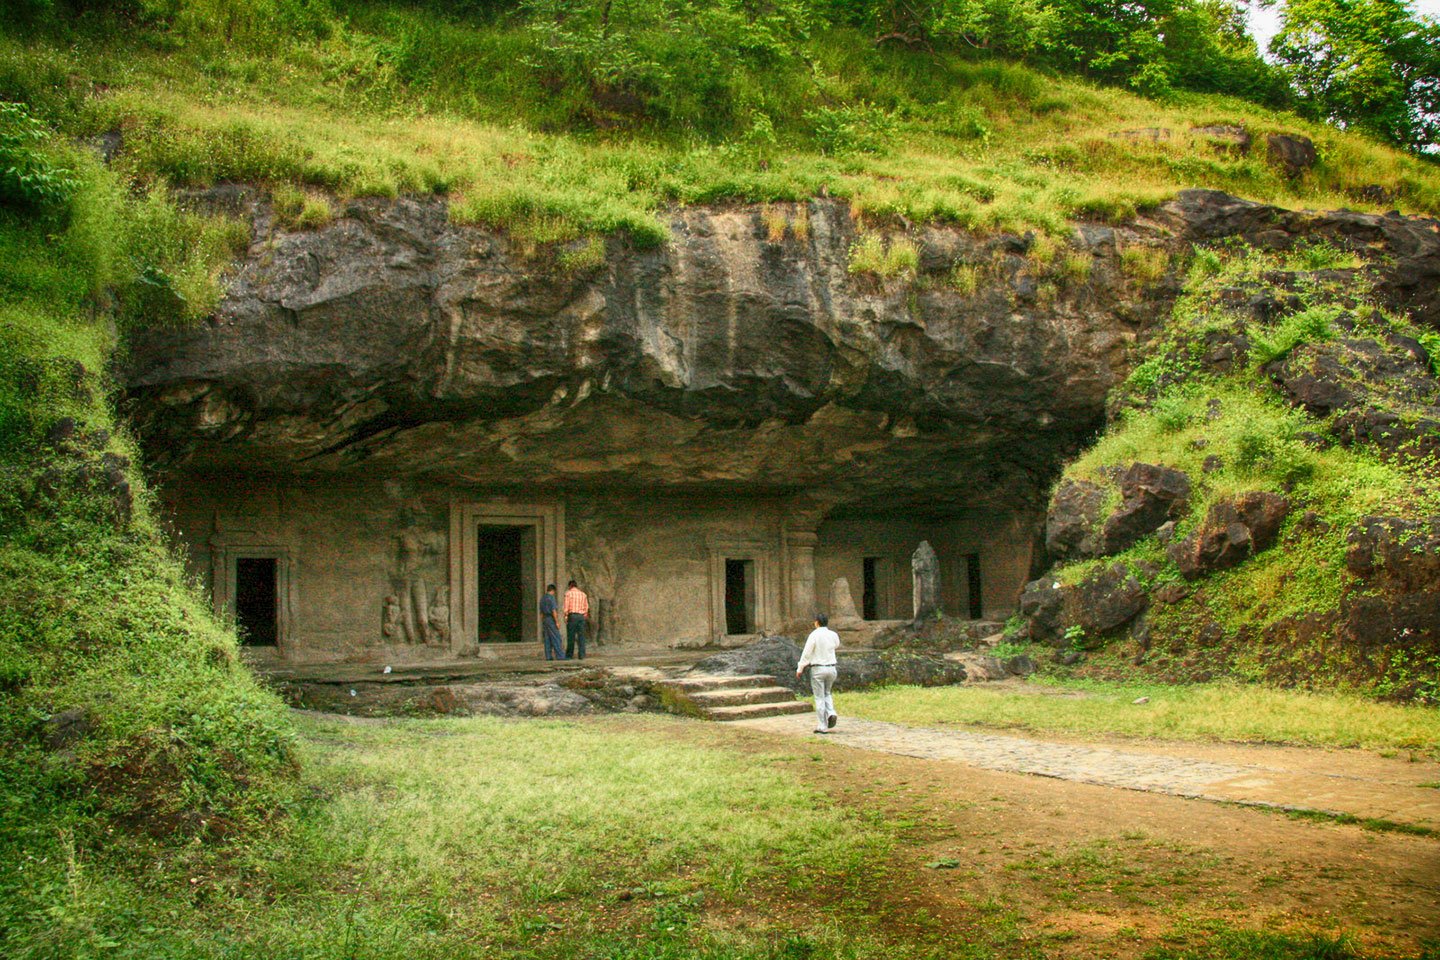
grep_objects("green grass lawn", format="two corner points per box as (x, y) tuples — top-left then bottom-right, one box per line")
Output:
(842, 678), (1440, 753)
(2, 713), (909, 960)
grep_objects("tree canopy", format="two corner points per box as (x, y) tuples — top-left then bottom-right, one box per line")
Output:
(1271, 0), (1440, 152)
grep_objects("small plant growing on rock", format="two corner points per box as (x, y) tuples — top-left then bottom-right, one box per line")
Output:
(558, 236), (606, 272)
(1059, 252), (1092, 284)
(272, 183), (333, 230)
(1120, 244), (1169, 283)
(761, 205), (788, 243)
(948, 263), (983, 295)
(849, 234), (919, 280)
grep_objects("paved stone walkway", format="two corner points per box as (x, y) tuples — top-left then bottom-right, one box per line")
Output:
(735, 716), (1440, 831)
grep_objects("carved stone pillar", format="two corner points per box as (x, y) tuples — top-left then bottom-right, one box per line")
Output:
(785, 530), (818, 621)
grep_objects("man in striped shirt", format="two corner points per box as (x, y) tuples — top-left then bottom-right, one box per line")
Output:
(563, 580), (590, 660)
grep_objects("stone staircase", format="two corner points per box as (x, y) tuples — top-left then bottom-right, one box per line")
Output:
(655, 674), (811, 722)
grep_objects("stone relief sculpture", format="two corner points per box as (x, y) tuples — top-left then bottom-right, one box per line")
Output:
(912, 540), (940, 621)
(426, 586), (450, 644)
(382, 595), (402, 639)
(392, 501), (447, 644)
(568, 509), (621, 645)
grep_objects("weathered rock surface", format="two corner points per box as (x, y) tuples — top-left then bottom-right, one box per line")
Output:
(282, 679), (602, 717)
(1045, 479), (1105, 561)
(1168, 492), (1289, 579)
(1266, 133), (1318, 178)
(1019, 576), (1065, 643)
(1098, 463), (1191, 555)
(1019, 561), (1148, 646)
(123, 190), (1440, 514)
(1343, 516), (1440, 652)
(1070, 562), (1149, 639)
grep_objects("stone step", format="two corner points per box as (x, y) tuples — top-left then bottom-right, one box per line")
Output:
(660, 673), (776, 692)
(703, 700), (814, 722)
(688, 686), (798, 708)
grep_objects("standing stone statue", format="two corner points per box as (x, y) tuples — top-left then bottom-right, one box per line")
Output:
(426, 586), (450, 645)
(382, 595), (402, 639)
(912, 541), (940, 621)
(829, 577), (863, 629)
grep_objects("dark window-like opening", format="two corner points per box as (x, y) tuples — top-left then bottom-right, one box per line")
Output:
(235, 557), (278, 646)
(862, 557), (880, 621)
(965, 552), (983, 619)
(476, 525), (524, 642)
(724, 558), (755, 635)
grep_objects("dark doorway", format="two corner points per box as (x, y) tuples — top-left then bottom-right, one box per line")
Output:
(965, 552), (983, 618)
(476, 526), (524, 642)
(724, 559), (755, 635)
(862, 557), (880, 621)
(235, 557), (278, 646)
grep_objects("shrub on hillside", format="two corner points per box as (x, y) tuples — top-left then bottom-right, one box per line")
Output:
(0, 124), (298, 860)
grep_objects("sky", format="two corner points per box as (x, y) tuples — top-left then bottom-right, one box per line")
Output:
(1245, 0), (1440, 52)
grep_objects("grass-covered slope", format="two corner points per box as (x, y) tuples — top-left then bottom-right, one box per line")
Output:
(0, 106), (297, 933)
(1022, 241), (1440, 699)
(1, 0), (1438, 248)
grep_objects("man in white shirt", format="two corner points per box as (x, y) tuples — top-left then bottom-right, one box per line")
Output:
(796, 614), (840, 734)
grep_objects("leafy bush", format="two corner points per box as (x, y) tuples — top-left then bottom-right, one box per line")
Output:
(806, 101), (896, 155)
(0, 101), (77, 210)
(1251, 304), (1339, 366)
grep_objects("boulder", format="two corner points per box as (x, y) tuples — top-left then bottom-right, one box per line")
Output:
(1098, 463), (1191, 555)
(1192, 124), (1252, 155)
(1068, 562), (1149, 639)
(690, 635), (801, 688)
(1045, 479), (1105, 561)
(1019, 576), (1065, 643)
(1169, 492), (1290, 578)
(1342, 516), (1440, 651)
(1266, 134), (1317, 178)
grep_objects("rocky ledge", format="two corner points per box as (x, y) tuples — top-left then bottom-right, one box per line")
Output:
(124, 190), (1439, 516)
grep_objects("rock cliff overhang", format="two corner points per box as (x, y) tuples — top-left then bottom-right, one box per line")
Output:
(123, 191), (1440, 517)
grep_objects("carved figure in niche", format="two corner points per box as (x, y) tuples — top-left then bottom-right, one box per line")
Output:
(912, 540), (940, 621)
(569, 508), (621, 645)
(426, 586), (450, 645)
(393, 503), (445, 644)
(382, 595), (402, 639)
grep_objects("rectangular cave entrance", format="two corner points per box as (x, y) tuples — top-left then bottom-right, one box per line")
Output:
(965, 552), (983, 618)
(862, 557), (881, 620)
(475, 525), (533, 643)
(724, 558), (757, 635)
(234, 556), (278, 646)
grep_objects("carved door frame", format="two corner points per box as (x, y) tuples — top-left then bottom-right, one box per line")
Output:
(449, 500), (565, 652)
(706, 535), (776, 644)
(209, 534), (297, 654)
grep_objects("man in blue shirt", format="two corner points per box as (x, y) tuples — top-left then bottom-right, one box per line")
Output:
(540, 584), (565, 660)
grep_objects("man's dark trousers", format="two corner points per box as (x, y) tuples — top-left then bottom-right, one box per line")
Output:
(566, 613), (587, 660)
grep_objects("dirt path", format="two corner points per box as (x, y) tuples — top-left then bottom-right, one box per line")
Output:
(641, 715), (1440, 958)
(734, 715), (1440, 831)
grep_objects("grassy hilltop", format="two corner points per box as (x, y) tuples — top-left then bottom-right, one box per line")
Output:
(2, 0), (1438, 247)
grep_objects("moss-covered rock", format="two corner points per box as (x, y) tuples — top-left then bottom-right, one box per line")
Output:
(1020, 232), (1440, 699)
